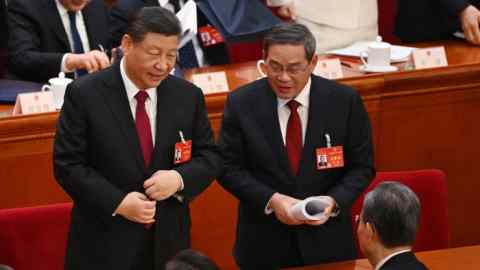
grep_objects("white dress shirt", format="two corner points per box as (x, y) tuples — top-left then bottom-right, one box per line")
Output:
(375, 249), (412, 270)
(159, 0), (207, 67)
(55, 0), (91, 73)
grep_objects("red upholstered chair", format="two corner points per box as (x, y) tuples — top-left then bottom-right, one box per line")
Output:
(351, 169), (450, 257)
(0, 203), (72, 270)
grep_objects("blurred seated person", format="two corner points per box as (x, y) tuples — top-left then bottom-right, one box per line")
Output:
(110, 0), (229, 69)
(395, 0), (480, 45)
(166, 249), (220, 270)
(267, 0), (378, 53)
(357, 182), (429, 270)
(7, 0), (111, 83)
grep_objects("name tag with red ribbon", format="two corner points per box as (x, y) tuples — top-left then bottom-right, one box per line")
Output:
(316, 146), (344, 170)
(198, 25), (224, 47)
(174, 140), (192, 164)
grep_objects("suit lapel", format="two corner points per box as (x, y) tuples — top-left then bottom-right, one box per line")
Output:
(82, 2), (101, 49)
(298, 76), (331, 177)
(149, 77), (177, 169)
(100, 63), (146, 172)
(44, 0), (69, 50)
(255, 81), (291, 178)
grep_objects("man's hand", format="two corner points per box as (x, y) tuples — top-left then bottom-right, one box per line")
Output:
(114, 192), (156, 224)
(278, 4), (296, 20)
(144, 170), (182, 201)
(65, 50), (111, 73)
(460, 5), (480, 45)
(269, 193), (303, 225)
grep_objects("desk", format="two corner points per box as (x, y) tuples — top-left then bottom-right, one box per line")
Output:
(289, 245), (480, 270)
(1, 41), (480, 270)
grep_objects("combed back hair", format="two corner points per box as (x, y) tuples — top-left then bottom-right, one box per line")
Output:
(263, 23), (316, 61)
(126, 7), (182, 43)
(165, 249), (220, 270)
(361, 181), (421, 248)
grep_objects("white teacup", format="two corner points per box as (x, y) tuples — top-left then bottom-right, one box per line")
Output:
(41, 72), (72, 109)
(360, 36), (391, 68)
(256, 59), (267, 78)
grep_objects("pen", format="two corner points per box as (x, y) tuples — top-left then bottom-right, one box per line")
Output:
(98, 44), (105, 53)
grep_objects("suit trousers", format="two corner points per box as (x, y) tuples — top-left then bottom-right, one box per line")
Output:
(130, 228), (155, 270)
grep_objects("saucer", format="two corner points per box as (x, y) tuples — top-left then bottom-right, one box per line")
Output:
(359, 65), (398, 73)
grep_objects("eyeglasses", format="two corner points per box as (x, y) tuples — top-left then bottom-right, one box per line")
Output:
(264, 60), (310, 76)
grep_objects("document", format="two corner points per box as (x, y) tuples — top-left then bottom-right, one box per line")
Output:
(289, 196), (334, 223)
(176, 0), (198, 49)
(328, 41), (416, 63)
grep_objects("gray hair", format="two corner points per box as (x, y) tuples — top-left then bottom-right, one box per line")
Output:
(361, 182), (421, 248)
(263, 23), (316, 61)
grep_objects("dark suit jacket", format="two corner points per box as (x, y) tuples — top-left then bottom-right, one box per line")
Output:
(7, 0), (111, 82)
(218, 76), (375, 268)
(53, 61), (222, 270)
(380, 252), (429, 270)
(395, 0), (480, 42)
(109, 0), (230, 66)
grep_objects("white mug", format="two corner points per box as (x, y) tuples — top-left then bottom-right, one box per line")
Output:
(256, 59), (267, 78)
(41, 72), (72, 109)
(360, 36), (391, 68)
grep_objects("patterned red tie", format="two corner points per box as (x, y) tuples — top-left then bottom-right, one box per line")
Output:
(135, 91), (153, 166)
(135, 91), (154, 229)
(286, 100), (302, 176)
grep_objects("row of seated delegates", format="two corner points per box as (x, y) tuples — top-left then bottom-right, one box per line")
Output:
(266, 0), (378, 53)
(217, 22), (376, 269)
(357, 182), (429, 270)
(6, 0), (112, 83)
(166, 249), (220, 270)
(109, 0), (230, 70)
(395, 0), (480, 45)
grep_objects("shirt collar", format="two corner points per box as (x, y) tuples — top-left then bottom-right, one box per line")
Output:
(55, 0), (69, 16)
(120, 59), (156, 102)
(374, 249), (412, 270)
(277, 77), (311, 109)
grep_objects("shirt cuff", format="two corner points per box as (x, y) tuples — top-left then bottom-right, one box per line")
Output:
(61, 53), (75, 73)
(266, 0), (293, 7)
(264, 193), (276, 215)
(171, 170), (184, 191)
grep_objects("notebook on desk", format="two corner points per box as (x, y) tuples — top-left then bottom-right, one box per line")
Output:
(0, 80), (42, 103)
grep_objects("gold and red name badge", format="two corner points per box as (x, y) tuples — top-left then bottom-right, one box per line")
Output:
(316, 134), (344, 170)
(174, 131), (192, 165)
(198, 25), (224, 47)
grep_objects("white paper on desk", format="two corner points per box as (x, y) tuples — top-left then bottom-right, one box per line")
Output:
(191, 71), (229, 94)
(327, 41), (416, 63)
(289, 196), (332, 222)
(176, 0), (197, 49)
(453, 31), (465, 39)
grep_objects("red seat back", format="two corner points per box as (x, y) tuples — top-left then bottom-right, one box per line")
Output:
(351, 169), (450, 257)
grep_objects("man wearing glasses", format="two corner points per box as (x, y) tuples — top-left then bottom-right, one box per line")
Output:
(218, 23), (375, 269)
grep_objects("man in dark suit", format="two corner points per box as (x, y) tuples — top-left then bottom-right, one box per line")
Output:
(7, 0), (111, 82)
(356, 182), (429, 270)
(395, 0), (480, 45)
(54, 7), (221, 270)
(218, 23), (375, 269)
(110, 0), (229, 68)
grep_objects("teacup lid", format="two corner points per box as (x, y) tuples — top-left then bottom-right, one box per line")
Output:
(369, 36), (390, 49)
(48, 72), (73, 85)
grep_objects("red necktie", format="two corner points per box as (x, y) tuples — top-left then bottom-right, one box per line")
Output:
(286, 100), (302, 176)
(135, 91), (154, 229)
(135, 91), (153, 167)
